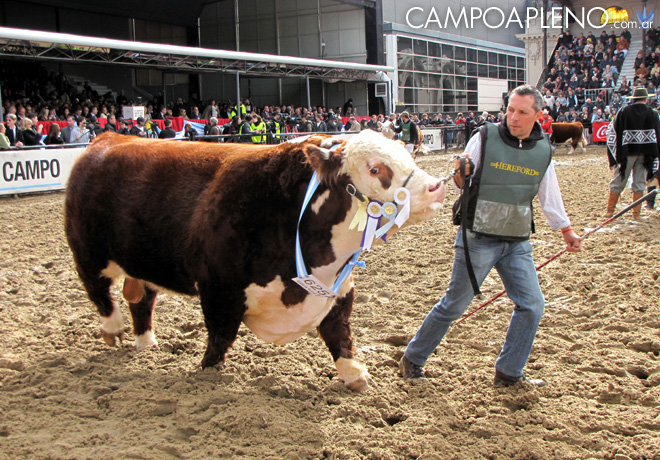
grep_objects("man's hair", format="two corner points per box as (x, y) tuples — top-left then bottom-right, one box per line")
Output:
(164, 119), (172, 127)
(511, 84), (544, 112)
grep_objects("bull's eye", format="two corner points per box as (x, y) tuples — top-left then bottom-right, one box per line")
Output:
(370, 167), (379, 175)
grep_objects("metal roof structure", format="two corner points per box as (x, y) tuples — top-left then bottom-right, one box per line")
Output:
(0, 27), (393, 82)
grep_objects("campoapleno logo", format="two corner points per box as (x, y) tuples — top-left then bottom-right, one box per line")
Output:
(405, 7), (638, 30)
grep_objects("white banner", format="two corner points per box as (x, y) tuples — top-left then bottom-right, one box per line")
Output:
(0, 147), (86, 195)
(419, 128), (444, 150)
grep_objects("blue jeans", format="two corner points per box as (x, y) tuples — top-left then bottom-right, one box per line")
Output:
(405, 229), (545, 378)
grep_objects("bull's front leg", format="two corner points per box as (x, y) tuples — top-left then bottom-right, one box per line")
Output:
(318, 284), (371, 391)
(198, 285), (246, 368)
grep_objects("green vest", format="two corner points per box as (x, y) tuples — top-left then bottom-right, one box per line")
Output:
(470, 123), (552, 239)
(400, 120), (412, 142)
(250, 121), (266, 143)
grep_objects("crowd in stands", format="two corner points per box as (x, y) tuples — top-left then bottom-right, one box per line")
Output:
(1, 61), (484, 149)
(537, 26), (660, 141)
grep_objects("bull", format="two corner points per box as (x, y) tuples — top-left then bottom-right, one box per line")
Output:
(550, 121), (588, 154)
(64, 131), (446, 391)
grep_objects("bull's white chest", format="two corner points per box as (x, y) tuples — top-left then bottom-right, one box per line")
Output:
(243, 275), (341, 345)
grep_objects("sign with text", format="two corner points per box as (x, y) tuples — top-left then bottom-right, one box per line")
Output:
(592, 121), (610, 142)
(1, 147), (86, 195)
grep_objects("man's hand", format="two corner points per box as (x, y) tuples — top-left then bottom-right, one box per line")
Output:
(452, 154), (473, 189)
(562, 228), (582, 252)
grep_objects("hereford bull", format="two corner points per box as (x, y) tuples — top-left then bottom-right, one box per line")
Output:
(65, 131), (446, 391)
(550, 121), (587, 154)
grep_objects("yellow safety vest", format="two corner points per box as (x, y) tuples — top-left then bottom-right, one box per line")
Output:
(251, 121), (266, 143)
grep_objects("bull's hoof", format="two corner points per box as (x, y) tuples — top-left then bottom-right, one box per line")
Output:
(135, 331), (158, 351)
(345, 374), (373, 392)
(101, 330), (124, 347)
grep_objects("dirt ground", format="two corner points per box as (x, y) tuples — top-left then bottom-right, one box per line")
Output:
(0, 145), (659, 460)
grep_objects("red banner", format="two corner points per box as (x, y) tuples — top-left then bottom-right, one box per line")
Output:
(592, 121), (610, 142)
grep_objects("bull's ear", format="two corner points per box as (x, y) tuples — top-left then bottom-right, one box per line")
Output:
(303, 143), (344, 185)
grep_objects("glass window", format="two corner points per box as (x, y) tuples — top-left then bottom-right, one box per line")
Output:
(455, 61), (467, 75)
(467, 48), (477, 62)
(508, 55), (516, 66)
(455, 46), (466, 61)
(467, 62), (478, 76)
(467, 78), (477, 91)
(517, 56), (525, 68)
(398, 71), (414, 87)
(508, 68), (517, 79)
(441, 59), (455, 74)
(414, 56), (431, 72)
(455, 92), (467, 107)
(517, 69), (525, 80)
(455, 76), (466, 90)
(428, 41), (442, 57)
(398, 53), (413, 70)
(442, 44), (454, 60)
(399, 87), (414, 104)
(429, 74), (443, 90)
(489, 65), (498, 78)
(498, 66), (507, 79)
(488, 52), (497, 65)
(413, 39), (428, 55)
(478, 64), (489, 77)
(442, 90), (454, 105)
(428, 57), (443, 72)
(468, 92), (478, 107)
(413, 72), (430, 88)
(442, 75), (454, 91)
(398, 36), (412, 53)
(428, 89), (442, 106)
(478, 50), (488, 64)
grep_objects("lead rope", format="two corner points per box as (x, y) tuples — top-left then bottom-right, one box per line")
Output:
(459, 157), (482, 298)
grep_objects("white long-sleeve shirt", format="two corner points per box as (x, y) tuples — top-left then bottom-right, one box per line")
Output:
(462, 132), (571, 231)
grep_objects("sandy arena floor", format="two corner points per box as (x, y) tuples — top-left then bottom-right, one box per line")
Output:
(0, 145), (659, 460)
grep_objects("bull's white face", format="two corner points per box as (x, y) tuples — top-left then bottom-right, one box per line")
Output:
(339, 130), (446, 223)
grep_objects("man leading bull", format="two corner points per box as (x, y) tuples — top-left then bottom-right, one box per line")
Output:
(400, 84), (582, 387)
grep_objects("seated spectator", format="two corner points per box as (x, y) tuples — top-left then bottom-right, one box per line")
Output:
(43, 123), (64, 145)
(189, 106), (201, 120)
(0, 123), (10, 149)
(636, 62), (650, 79)
(158, 118), (176, 139)
(129, 117), (147, 137)
(104, 114), (118, 133)
(591, 108), (607, 123)
(183, 122), (197, 141)
(18, 117), (42, 146)
(538, 109), (553, 134)
(4, 114), (24, 147)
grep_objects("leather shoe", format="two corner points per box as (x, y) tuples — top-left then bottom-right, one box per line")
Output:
(399, 355), (425, 380)
(494, 369), (545, 387)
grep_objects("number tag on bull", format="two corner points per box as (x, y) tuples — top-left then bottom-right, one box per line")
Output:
(292, 275), (336, 297)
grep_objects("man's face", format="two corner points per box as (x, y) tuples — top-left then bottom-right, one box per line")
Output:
(506, 92), (542, 140)
(6, 117), (15, 128)
(67, 117), (76, 127)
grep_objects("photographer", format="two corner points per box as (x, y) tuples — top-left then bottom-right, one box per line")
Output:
(325, 113), (340, 132)
(250, 114), (267, 144)
(268, 113), (283, 143)
(237, 115), (260, 143)
(298, 114), (314, 133)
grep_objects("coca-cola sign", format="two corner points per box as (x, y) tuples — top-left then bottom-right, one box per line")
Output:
(592, 122), (609, 142)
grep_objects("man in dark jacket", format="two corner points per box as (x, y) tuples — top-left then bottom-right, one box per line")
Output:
(158, 119), (177, 139)
(605, 86), (660, 219)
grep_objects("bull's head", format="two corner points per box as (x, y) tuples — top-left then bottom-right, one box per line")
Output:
(303, 130), (446, 227)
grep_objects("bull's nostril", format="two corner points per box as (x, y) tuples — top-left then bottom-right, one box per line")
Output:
(428, 183), (439, 193)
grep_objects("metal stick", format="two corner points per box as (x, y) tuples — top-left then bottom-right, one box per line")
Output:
(455, 189), (658, 325)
